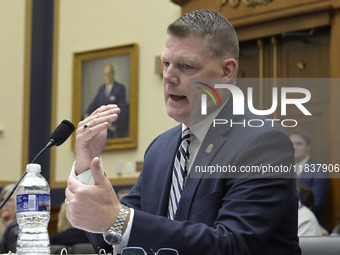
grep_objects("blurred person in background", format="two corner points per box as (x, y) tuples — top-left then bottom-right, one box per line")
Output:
(0, 184), (19, 253)
(297, 183), (327, 236)
(290, 129), (329, 225)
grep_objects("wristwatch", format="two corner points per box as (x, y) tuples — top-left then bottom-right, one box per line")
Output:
(103, 205), (130, 245)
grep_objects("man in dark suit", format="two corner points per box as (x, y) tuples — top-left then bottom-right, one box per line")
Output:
(85, 63), (129, 138)
(65, 9), (300, 255)
(290, 130), (329, 225)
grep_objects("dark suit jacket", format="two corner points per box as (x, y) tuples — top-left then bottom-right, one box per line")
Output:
(299, 158), (329, 224)
(51, 227), (90, 246)
(88, 98), (301, 255)
(86, 81), (129, 138)
(0, 220), (18, 253)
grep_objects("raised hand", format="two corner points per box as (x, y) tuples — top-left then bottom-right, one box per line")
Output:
(75, 104), (120, 174)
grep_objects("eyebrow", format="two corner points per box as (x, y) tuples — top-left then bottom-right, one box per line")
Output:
(161, 55), (198, 66)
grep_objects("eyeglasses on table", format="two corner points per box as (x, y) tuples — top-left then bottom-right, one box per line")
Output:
(121, 246), (179, 255)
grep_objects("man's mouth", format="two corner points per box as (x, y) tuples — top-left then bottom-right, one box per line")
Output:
(170, 95), (186, 101)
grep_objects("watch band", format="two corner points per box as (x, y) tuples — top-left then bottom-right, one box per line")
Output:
(111, 204), (130, 235)
(103, 205), (130, 245)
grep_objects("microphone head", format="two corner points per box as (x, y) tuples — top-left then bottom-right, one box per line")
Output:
(49, 120), (75, 146)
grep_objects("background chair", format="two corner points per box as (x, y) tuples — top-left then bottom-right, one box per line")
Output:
(299, 236), (340, 255)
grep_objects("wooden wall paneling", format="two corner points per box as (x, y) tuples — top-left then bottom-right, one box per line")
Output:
(235, 10), (330, 42)
(238, 40), (260, 78)
(176, 0), (339, 25)
(328, 9), (340, 231)
(237, 40), (260, 110)
(226, 3), (333, 28)
(280, 27), (330, 78)
(270, 37), (278, 78)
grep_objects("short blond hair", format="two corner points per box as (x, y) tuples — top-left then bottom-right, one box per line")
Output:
(167, 9), (239, 62)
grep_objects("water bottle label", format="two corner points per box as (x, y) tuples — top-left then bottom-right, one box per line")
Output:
(16, 194), (50, 213)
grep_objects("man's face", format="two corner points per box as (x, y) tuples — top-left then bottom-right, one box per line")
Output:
(290, 134), (310, 163)
(104, 65), (114, 85)
(161, 34), (225, 126)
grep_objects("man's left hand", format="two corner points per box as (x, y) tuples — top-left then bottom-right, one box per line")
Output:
(65, 157), (121, 233)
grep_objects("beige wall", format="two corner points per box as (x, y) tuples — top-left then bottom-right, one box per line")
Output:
(53, 0), (180, 186)
(0, 0), (181, 186)
(0, 0), (26, 183)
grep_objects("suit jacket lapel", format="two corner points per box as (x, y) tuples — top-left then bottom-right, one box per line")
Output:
(175, 131), (227, 220)
(157, 126), (182, 216)
(175, 97), (235, 220)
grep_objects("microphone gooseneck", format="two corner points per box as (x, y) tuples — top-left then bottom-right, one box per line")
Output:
(0, 120), (75, 210)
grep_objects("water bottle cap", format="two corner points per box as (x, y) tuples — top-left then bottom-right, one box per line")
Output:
(26, 163), (41, 173)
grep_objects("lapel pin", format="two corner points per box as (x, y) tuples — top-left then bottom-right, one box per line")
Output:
(206, 144), (213, 154)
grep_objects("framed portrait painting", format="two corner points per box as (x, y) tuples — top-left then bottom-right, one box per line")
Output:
(72, 43), (138, 150)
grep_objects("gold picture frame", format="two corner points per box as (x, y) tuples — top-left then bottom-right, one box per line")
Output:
(72, 43), (138, 150)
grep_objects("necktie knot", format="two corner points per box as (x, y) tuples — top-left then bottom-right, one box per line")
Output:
(181, 128), (191, 148)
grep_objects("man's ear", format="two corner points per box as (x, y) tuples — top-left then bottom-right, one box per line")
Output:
(221, 58), (238, 78)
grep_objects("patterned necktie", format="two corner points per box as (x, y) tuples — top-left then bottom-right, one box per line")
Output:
(168, 128), (191, 220)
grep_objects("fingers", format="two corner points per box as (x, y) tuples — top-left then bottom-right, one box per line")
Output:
(77, 105), (121, 136)
(90, 157), (106, 186)
(65, 166), (120, 233)
(65, 175), (90, 229)
(81, 104), (120, 126)
(65, 175), (78, 224)
(65, 175), (82, 204)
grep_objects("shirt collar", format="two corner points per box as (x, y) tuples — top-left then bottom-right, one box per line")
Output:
(186, 96), (230, 143)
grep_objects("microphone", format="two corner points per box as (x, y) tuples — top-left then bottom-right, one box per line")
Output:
(32, 120), (75, 162)
(48, 120), (75, 147)
(0, 120), (75, 210)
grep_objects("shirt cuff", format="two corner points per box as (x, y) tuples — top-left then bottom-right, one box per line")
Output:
(113, 208), (134, 253)
(70, 159), (133, 252)
(70, 159), (105, 185)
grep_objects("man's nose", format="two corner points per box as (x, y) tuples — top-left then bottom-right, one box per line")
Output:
(163, 65), (179, 86)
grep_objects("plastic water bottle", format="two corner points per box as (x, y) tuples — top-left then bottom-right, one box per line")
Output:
(16, 163), (50, 254)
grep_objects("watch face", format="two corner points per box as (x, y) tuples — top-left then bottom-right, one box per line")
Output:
(104, 231), (122, 245)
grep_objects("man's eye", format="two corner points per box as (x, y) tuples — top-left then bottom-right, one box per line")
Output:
(163, 62), (170, 67)
(182, 64), (192, 69)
